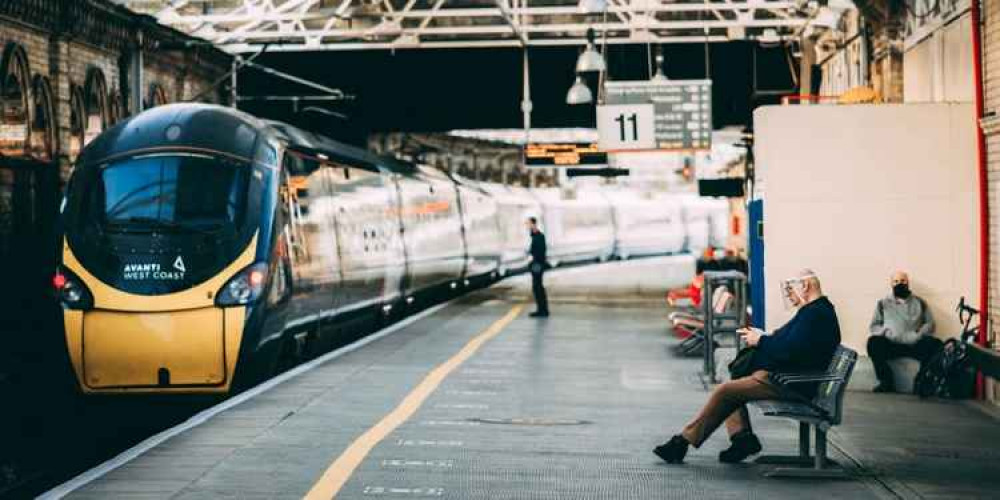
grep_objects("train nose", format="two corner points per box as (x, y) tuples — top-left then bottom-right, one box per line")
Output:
(80, 308), (226, 389)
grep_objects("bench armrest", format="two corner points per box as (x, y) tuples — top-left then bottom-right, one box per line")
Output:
(669, 312), (703, 321)
(770, 372), (842, 385)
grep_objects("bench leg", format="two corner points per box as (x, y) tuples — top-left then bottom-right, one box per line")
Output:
(704, 330), (716, 383)
(814, 426), (827, 469)
(755, 422), (814, 466)
(763, 428), (849, 478)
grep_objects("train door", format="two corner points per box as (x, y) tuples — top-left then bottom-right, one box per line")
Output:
(455, 183), (501, 280)
(419, 167), (465, 283)
(279, 155), (328, 338)
(326, 160), (403, 315)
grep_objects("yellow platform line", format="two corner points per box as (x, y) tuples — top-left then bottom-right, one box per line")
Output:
(304, 304), (524, 499)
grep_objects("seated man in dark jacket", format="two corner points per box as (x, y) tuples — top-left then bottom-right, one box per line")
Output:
(654, 269), (841, 465)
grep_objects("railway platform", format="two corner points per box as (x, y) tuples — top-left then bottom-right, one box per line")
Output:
(42, 258), (1000, 500)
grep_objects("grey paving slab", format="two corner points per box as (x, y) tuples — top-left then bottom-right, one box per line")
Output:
(62, 257), (1000, 499)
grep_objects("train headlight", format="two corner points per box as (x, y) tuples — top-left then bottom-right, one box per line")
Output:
(216, 263), (268, 307)
(53, 268), (94, 310)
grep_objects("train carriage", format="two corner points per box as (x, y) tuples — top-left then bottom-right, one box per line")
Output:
(531, 188), (615, 267)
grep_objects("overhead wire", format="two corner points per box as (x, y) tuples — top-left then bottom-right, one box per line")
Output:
(184, 42), (272, 104)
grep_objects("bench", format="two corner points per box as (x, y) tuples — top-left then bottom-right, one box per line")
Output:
(749, 345), (858, 478)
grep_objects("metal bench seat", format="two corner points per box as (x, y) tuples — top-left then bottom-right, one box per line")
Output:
(753, 400), (825, 422)
(749, 345), (858, 478)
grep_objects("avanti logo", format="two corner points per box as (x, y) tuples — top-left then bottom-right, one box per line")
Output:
(122, 257), (187, 281)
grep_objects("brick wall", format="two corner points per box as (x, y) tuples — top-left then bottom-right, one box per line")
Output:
(0, 20), (229, 179)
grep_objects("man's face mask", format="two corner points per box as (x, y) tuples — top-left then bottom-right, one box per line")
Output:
(893, 282), (911, 299)
(780, 275), (815, 310)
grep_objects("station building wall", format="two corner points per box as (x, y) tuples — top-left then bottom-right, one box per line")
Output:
(903, 12), (975, 103)
(756, 103), (978, 354)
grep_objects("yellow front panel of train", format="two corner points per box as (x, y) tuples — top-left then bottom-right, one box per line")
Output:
(82, 308), (226, 389)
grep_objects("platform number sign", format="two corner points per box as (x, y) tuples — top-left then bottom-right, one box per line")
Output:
(597, 104), (656, 151)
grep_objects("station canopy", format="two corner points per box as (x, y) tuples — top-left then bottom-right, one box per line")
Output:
(117, 1), (849, 53)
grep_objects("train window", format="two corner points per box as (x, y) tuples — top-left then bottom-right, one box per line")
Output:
(95, 154), (249, 230)
(254, 143), (278, 167)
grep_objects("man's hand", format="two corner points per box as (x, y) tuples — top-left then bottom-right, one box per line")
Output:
(738, 327), (766, 347)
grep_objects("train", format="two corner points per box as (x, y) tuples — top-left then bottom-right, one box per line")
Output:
(53, 103), (727, 395)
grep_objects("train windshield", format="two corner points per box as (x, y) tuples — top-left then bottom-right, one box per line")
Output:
(64, 153), (269, 296)
(98, 153), (247, 232)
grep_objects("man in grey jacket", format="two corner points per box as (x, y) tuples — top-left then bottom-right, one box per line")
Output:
(866, 271), (943, 393)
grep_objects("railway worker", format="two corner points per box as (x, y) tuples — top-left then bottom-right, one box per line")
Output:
(866, 271), (942, 393)
(653, 269), (841, 464)
(527, 217), (549, 318)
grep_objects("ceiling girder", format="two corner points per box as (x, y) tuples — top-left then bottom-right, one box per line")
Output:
(117, 0), (849, 52)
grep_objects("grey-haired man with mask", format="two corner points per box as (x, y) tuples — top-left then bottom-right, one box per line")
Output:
(866, 271), (942, 393)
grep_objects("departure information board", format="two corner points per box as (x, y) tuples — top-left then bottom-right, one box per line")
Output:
(524, 143), (608, 167)
(603, 79), (712, 151)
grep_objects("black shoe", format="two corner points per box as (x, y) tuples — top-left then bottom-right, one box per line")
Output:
(529, 311), (549, 318)
(653, 435), (689, 464)
(873, 383), (895, 393)
(719, 432), (762, 464)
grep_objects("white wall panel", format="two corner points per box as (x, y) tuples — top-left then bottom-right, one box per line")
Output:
(904, 13), (974, 103)
(756, 103), (978, 352)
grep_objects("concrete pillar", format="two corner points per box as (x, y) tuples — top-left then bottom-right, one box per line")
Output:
(799, 37), (816, 98)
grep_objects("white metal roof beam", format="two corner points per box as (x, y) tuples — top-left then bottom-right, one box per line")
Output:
(156, 3), (799, 24)
(215, 18), (804, 40)
(494, 0), (529, 45)
(224, 35), (734, 52)
(214, 0), (322, 44)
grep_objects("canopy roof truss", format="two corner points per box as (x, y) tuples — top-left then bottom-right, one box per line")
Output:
(118, 1), (847, 52)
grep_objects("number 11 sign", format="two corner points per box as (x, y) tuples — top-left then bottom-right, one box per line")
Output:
(597, 104), (656, 151)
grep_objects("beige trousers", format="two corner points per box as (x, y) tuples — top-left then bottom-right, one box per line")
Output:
(680, 370), (782, 447)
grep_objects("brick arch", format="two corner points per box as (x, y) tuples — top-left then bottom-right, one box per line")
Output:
(0, 42), (32, 158)
(147, 82), (168, 109)
(108, 89), (123, 125)
(68, 84), (86, 161)
(30, 75), (57, 163)
(83, 67), (108, 145)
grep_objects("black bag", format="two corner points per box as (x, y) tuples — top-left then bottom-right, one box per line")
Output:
(728, 346), (757, 379)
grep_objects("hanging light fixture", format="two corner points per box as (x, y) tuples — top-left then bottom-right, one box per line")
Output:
(566, 75), (593, 105)
(758, 28), (782, 47)
(651, 54), (668, 81)
(575, 28), (605, 73)
(578, 0), (607, 14)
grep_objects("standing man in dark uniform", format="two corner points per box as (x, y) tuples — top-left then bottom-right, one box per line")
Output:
(527, 217), (549, 318)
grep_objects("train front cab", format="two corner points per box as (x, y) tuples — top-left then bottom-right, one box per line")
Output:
(57, 114), (287, 395)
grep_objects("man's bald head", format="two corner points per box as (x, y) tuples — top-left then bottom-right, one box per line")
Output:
(783, 269), (824, 308)
(794, 268), (821, 294)
(890, 271), (912, 299)
(891, 271), (909, 286)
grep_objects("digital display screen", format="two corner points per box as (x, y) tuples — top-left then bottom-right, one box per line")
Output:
(524, 143), (608, 167)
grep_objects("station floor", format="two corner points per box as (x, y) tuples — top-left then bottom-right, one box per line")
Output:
(47, 257), (1000, 500)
